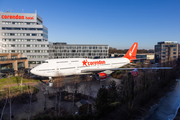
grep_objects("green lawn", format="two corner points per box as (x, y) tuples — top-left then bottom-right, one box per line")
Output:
(0, 76), (40, 89)
(0, 85), (39, 97)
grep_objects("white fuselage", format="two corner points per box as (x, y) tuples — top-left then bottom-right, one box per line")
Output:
(30, 57), (130, 77)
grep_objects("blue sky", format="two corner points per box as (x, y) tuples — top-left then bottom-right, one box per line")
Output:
(0, 0), (180, 49)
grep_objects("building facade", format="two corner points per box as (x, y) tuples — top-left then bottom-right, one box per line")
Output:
(0, 12), (49, 68)
(0, 53), (28, 73)
(49, 42), (109, 59)
(155, 41), (180, 63)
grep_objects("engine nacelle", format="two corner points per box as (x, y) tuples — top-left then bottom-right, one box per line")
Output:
(128, 69), (139, 77)
(96, 73), (108, 80)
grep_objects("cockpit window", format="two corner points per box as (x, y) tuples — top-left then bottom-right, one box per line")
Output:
(42, 61), (48, 63)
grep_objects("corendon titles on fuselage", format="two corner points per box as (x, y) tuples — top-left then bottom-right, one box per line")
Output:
(82, 60), (106, 66)
(1, 15), (34, 20)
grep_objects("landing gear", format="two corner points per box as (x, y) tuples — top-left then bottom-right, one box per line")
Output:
(48, 77), (53, 87)
(94, 73), (100, 80)
(49, 77), (53, 83)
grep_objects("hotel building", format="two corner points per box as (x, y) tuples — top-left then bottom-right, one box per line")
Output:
(0, 11), (49, 68)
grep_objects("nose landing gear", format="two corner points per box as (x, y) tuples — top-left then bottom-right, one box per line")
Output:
(48, 77), (53, 87)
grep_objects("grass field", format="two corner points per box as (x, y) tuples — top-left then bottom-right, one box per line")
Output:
(0, 85), (39, 97)
(0, 76), (40, 89)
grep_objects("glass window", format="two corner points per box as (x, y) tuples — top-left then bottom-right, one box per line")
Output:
(173, 45), (176, 47)
(10, 33), (15, 36)
(77, 46), (81, 49)
(174, 56), (176, 58)
(14, 28), (20, 30)
(173, 52), (176, 54)
(82, 46), (86, 49)
(30, 28), (36, 30)
(32, 34), (36, 36)
(173, 49), (176, 51)
(42, 61), (48, 63)
(37, 28), (43, 30)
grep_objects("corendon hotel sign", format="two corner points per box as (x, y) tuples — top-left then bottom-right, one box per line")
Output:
(1, 14), (34, 20)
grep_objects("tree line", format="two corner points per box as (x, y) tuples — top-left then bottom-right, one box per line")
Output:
(109, 47), (154, 53)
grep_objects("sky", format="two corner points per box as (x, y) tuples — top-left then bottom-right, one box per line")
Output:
(0, 0), (180, 49)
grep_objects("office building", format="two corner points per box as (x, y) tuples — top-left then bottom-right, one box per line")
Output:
(49, 42), (109, 59)
(0, 11), (49, 68)
(154, 41), (180, 63)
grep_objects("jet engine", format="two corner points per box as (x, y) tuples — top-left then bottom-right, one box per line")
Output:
(95, 72), (108, 81)
(128, 69), (139, 77)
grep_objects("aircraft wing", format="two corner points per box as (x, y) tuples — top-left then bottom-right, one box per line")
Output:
(81, 66), (174, 73)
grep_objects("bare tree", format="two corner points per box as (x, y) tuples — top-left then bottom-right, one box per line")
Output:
(74, 74), (80, 94)
(0, 91), (8, 120)
(86, 76), (92, 113)
(53, 78), (58, 111)
(55, 72), (65, 117)
(6, 73), (12, 120)
(16, 68), (25, 93)
(27, 79), (33, 120)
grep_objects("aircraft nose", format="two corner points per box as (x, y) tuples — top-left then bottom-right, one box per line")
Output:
(30, 68), (36, 74)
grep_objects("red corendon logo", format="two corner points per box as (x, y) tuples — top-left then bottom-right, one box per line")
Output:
(82, 60), (106, 66)
(1, 15), (34, 20)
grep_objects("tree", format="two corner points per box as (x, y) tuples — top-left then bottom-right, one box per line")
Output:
(6, 74), (12, 120)
(27, 79), (34, 120)
(0, 90), (8, 120)
(16, 68), (25, 93)
(55, 72), (65, 117)
(108, 80), (117, 103)
(95, 85), (109, 110)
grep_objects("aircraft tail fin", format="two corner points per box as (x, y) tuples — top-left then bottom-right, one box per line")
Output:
(124, 42), (138, 60)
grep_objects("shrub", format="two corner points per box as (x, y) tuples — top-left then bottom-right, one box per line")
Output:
(43, 115), (51, 120)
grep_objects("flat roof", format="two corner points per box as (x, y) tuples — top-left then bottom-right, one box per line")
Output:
(52, 42), (108, 46)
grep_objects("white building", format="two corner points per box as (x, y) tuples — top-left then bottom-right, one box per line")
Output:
(49, 42), (109, 59)
(0, 11), (49, 68)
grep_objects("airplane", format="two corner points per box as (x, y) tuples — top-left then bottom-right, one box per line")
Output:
(30, 42), (175, 82)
